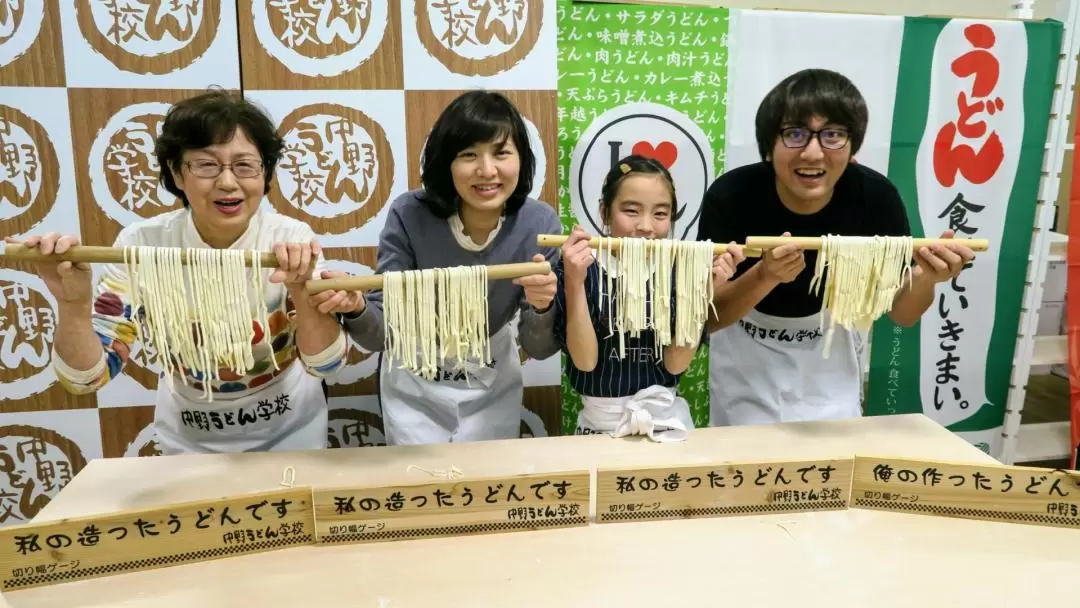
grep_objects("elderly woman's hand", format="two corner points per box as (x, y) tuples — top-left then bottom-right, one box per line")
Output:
(270, 241), (321, 293)
(5, 234), (94, 306)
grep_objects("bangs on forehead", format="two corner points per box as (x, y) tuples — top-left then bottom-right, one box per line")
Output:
(183, 108), (244, 151)
(780, 85), (858, 130)
(449, 110), (514, 151)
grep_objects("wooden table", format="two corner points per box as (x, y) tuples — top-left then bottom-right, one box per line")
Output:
(6, 414), (1079, 607)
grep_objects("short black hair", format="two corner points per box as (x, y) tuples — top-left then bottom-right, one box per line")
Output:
(155, 88), (284, 206)
(599, 154), (677, 225)
(418, 90), (535, 219)
(754, 68), (868, 161)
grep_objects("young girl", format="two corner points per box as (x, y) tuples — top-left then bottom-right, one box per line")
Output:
(338, 90), (562, 445)
(555, 156), (741, 442)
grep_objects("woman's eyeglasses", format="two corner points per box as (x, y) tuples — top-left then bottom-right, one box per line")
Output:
(185, 160), (264, 179)
(778, 127), (850, 150)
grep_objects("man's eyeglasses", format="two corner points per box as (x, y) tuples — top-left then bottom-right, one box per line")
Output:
(185, 160), (264, 179)
(778, 127), (850, 150)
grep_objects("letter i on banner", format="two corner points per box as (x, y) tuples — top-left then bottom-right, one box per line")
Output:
(1069, 87), (1080, 470)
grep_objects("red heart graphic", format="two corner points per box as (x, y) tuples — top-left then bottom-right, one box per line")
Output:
(631, 141), (678, 169)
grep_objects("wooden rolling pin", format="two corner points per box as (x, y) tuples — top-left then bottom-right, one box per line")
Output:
(536, 234), (755, 256)
(745, 235), (990, 251)
(1, 242), (280, 266)
(1, 243), (551, 294)
(305, 262), (551, 292)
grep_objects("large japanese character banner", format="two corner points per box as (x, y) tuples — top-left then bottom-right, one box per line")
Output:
(556, 1), (729, 433)
(860, 17), (1060, 457)
(0, 0), (558, 529)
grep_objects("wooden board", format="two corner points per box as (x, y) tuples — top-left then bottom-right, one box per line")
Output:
(595, 458), (854, 523)
(852, 456), (1080, 529)
(313, 471), (591, 544)
(0, 487), (314, 591)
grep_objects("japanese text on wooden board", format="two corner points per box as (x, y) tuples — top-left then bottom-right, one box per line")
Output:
(852, 456), (1080, 528)
(595, 459), (854, 523)
(313, 471), (591, 543)
(0, 487), (315, 591)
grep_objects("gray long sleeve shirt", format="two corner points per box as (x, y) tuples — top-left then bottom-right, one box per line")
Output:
(342, 190), (562, 361)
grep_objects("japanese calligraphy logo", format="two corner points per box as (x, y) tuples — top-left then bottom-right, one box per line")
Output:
(328, 406), (385, 448)
(269, 103), (395, 235)
(88, 102), (179, 229)
(0, 0), (44, 68)
(252, 0), (388, 77)
(0, 425), (87, 525)
(75, 0), (220, 75)
(0, 272), (59, 401)
(570, 102), (713, 239)
(415, 0), (543, 76)
(0, 104), (59, 237)
(123, 422), (161, 457)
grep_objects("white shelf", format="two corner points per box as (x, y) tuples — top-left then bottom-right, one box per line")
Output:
(1014, 420), (1072, 463)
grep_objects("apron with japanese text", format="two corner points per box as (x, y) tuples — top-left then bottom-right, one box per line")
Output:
(708, 309), (862, 426)
(153, 359), (329, 455)
(577, 385), (692, 442)
(378, 324), (523, 445)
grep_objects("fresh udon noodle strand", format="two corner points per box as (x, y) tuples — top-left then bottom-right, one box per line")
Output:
(809, 234), (914, 357)
(596, 236), (717, 360)
(674, 240), (716, 348)
(383, 264), (492, 381)
(120, 245), (271, 401)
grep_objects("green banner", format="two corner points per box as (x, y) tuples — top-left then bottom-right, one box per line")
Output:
(555, 0), (730, 434)
(866, 17), (1061, 455)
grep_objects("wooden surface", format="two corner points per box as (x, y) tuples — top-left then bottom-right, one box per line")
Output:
(8, 414), (1079, 607)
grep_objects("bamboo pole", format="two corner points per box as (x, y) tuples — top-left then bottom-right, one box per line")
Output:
(537, 234), (761, 258)
(0, 243), (552, 293)
(745, 235), (990, 251)
(1, 243), (280, 267)
(305, 262), (551, 292)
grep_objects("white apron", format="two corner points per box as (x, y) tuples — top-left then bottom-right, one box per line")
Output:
(708, 309), (862, 426)
(379, 324), (523, 445)
(153, 359), (329, 455)
(576, 385), (693, 442)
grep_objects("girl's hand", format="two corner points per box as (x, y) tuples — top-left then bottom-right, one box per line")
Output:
(712, 241), (745, 285)
(561, 225), (594, 287)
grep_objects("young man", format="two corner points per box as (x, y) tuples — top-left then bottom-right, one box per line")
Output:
(698, 68), (974, 426)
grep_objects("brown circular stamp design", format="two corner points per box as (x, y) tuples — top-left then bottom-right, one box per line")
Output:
(0, 104), (59, 237)
(0, 271), (60, 400)
(124, 421), (162, 457)
(269, 103), (394, 235)
(89, 102), (181, 229)
(0, 425), (88, 524)
(327, 407), (385, 448)
(75, 0), (220, 75)
(252, 0), (389, 77)
(0, 0), (44, 68)
(415, 0), (543, 76)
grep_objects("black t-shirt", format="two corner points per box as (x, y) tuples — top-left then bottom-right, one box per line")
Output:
(697, 161), (911, 318)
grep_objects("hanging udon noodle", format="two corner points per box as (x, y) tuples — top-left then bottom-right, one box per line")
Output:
(122, 246), (276, 401)
(382, 265), (491, 380)
(809, 234), (915, 357)
(596, 237), (717, 360)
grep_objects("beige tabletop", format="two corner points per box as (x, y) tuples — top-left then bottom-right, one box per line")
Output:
(7, 414), (1079, 607)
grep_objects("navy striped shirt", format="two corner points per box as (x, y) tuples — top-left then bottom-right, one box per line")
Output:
(553, 256), (705, 398)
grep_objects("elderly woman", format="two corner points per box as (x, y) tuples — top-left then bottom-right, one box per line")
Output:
(7, 90), (356, 455)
